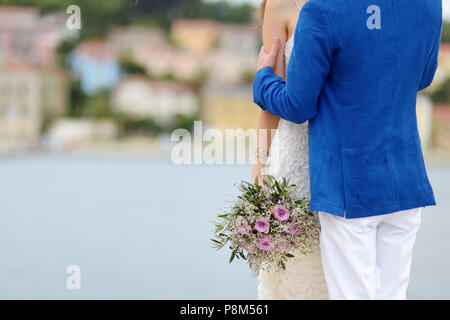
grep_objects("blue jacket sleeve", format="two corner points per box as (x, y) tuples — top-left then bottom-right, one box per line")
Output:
(253, 1), (333, 124)
(419, 24), (442, 91)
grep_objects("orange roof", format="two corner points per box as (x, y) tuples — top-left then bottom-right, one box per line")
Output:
(3, 61), (33, 72)
(75, 40), (117, 60)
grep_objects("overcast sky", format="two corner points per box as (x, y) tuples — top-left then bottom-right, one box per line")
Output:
(212, 0), (450, 21)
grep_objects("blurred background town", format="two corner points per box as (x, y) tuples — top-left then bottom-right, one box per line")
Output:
(0, 0), (261, 155)
(0, 0), (449, 299)
(0, 0), (450, 157)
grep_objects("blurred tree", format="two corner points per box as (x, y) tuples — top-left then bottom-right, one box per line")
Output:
(119, 56), (147, 75)
(113, 113), (165, 136)
(134, 0), (189, 13)
(69, 79), (87, 117)
(0, 0), (132, 38)
(430, 78), (450, 104)
(134, 0), (255, 29)
(0, 0), (255, 34)
(83, 91), (112, 118)
(69, 81), (113, 118)
(443, 22), (450, 43)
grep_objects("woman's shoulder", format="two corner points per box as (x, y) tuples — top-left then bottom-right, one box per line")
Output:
(265, 0), (301, 11)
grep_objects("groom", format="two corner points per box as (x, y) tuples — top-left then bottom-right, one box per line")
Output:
(253, 0), (442, 300)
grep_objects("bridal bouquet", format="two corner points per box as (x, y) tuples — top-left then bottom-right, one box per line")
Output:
(211, 176), (320, 275)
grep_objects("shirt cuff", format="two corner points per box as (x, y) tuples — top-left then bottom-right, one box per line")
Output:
(253, 66), (274, 110)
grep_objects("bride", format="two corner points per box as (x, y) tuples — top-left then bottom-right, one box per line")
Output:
(253, 0), (328, 300)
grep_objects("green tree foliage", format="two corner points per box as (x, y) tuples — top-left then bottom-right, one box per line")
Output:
(430, 78), (450, 104)
(0, 0), (131, 38)
(0, 0), (255, 35)
(119, 56), (147, 75)
(442, 22), (450, 43)
(177, 0), (255, 23)
(133, 0), (255, 30)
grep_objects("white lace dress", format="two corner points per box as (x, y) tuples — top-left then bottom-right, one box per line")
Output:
(257, 36), (329, 300)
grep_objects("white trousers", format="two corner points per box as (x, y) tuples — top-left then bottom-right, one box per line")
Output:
(318, 208), (422, 300)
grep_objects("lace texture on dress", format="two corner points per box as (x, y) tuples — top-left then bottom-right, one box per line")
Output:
(257, 36), (329, 300)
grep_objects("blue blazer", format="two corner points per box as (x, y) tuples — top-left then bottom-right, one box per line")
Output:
(253, 0), (441, 218)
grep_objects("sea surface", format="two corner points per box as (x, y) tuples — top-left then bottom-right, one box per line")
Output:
(0, 153), (448, 299)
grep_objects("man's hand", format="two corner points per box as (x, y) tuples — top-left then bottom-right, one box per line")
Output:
(257, 38), (282, 70)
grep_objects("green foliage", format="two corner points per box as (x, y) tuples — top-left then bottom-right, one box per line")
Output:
(171, 113), (197, 133)
(1, 0), (255, 37)
(0, 0), (132, 38)
(55, 39), (77, 67)
(430, 78), (450, 104)
(2, 0), (257, 135)
(135, 0), (255, 30)
(69, 81), (112, 118)
(127, 118), (164, 135)
(82, 91), (112, 118)
(112, 111), (198, 137)
(155, 72), (176, 82)
(442, 22), (450, 43)
(178, 0), (255, 24)
(211, 176), (302, 266)
(68, 80), (86, 117)
(113, 113), (165, 136)
(120, 56), (147, 75)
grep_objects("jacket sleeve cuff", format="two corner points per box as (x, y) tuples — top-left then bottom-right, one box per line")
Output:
(253, 66), (274, 110)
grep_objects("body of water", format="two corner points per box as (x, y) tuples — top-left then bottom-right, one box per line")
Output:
(0, 153), (448, 299)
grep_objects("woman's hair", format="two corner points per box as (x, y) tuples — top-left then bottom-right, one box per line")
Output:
(259, 0), (267, 23)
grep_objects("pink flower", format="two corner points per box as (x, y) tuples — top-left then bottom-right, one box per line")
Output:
(273, 205), (290, 221)
(235, 217), (250, 235)
(259, 235), (274, 251)
(287, 225), (299, 236)
(280, 242), (292, 252)
(254, 217), (270, 233)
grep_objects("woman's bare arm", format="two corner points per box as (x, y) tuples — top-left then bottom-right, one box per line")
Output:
(253, 0), (289, 180)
